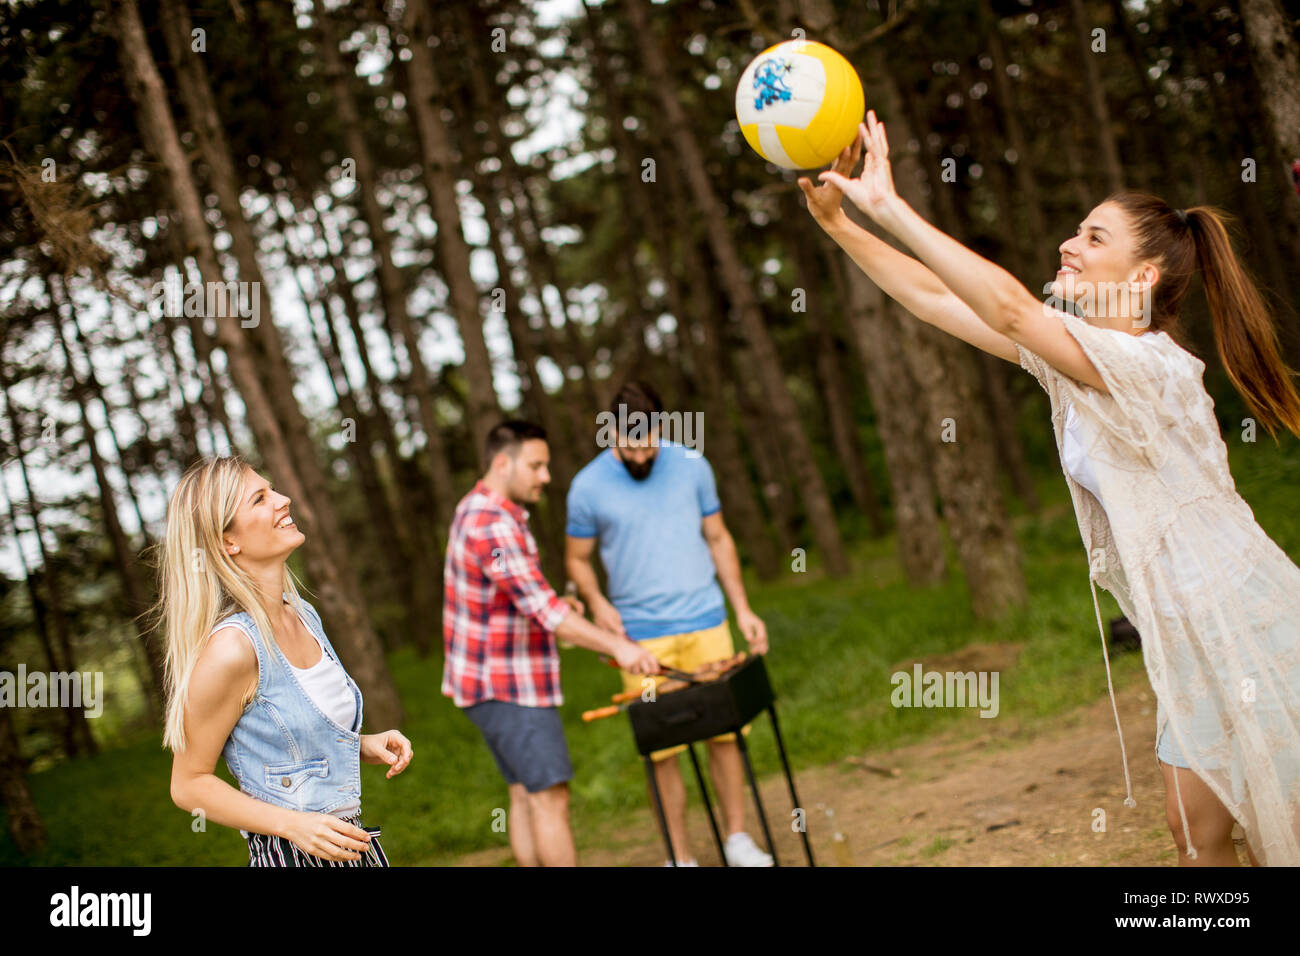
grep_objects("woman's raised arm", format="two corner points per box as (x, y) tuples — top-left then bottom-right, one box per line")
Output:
(800, 136), (1019, 363)
(818, 113), (1109, 392)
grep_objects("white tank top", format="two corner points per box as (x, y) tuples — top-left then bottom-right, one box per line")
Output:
(1062, 401), (1104, 507)
(287, 626), (358, 735)
(288, 623), (359, 819)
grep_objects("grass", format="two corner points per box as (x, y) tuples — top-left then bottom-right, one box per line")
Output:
(922, 836), (956, 858)
(3, 437), (1297, 866)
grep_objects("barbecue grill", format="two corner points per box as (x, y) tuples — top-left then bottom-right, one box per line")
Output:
(624, 654), (815, 867)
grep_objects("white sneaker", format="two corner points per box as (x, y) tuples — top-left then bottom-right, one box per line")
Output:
(724, 832), (774, 867)
(662, 858), (699, 867)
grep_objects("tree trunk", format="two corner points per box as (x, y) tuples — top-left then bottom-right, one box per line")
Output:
(0, 479), (82, 759)
(980, 351), (1040, 512)
(678, 299), (783, 579)
(1237, 0), (1300, 257)
(281, 221), (424, 653)
(472, 179), (574, 584)
(0, 381), (98, 756)
(507, 177), (602, 440)
(669, 231), (781, 579)
(577, 0), (665, 388)
(395, 0), (501, 456)
(1065, 114), (1103, 210)
(454, 44), (576, 491)
(1068, 0), (1125, 193)
(314, 0), (457, 519)
(833, 250), (948, 586)
(308, 213), (445, 652)
(163, 226), (234, 451)
(976, 2), (1056, 284)
(855, 73), (1029, 618)
(725, 342), (800, 563)
(1104, 0), (1182, 191)
(116, 0), (402, 728)
(0, 704), (46, 855)
(82, 335), (171, 719)
(626, 0), (848, 576)
(1240, 0), (1300, 187)
(149, 308), (204, 465)
(46, 279), (162, 555)
(1172, 12), (1298, 311)
(945, 104), (1043, 515)
(47, 276), (167, 710)
(311, 213), (445, 551)
(791, 209), (886, 535)
(440, 34), (573, 583)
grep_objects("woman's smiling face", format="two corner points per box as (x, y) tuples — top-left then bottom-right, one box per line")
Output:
(1051, 201), (1158, 319)
(222, 467), (303, 565)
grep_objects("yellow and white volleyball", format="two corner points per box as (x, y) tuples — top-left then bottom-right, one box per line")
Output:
(735, 39), (864, 170)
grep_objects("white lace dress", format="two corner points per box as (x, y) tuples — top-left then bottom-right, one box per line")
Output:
(1018, 309), (1300, 865)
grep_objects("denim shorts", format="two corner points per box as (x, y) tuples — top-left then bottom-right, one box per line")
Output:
(464, 700), (574, 793)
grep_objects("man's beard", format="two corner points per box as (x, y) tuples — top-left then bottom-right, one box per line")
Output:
(621, 454), (656, 481)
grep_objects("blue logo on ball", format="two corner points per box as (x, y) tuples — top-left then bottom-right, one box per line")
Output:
(753, 58), (794, 111)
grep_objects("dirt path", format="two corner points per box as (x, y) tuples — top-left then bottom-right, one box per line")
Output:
(452, 679), (1255, 867)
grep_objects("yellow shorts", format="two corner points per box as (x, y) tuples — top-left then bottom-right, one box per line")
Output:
(618, 621), (752, 762)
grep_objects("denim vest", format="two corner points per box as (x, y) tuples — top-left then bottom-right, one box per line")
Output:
(217, 599), (364, 817)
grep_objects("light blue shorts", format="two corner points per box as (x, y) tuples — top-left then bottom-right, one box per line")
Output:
(1156, 722), (1194, 769)
(1155, 698), (1225, 771)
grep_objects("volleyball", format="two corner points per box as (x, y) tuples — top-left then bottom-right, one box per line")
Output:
(735, 39), (865, 171)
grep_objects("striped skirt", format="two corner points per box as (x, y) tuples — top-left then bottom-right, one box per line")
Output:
(246, 815), (389, 867)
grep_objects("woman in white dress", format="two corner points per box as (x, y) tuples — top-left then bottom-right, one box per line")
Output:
(801, 113), (1300, 866)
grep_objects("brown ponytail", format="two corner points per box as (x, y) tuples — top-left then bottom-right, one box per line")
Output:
(1107, 191), (1300, 440)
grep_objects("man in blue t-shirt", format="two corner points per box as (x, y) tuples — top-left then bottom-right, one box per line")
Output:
(565, 381), (773, 867)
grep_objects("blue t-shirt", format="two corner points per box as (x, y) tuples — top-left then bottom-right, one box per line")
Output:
(566, 441), (727, 640)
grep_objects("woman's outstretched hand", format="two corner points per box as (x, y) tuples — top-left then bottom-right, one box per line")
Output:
(797, 125), (863, 227)
(813, 111), (902, 228)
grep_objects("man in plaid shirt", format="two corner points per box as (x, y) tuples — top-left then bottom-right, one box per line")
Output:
(444, 420), (659, 866)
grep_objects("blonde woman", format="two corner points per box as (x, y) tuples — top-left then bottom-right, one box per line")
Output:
(801, 113), (1300, 865)
(159, 456), (412, 866)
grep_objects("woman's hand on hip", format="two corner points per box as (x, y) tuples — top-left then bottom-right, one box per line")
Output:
(361, 730), (414, 778)
(281, 811), (372, 862)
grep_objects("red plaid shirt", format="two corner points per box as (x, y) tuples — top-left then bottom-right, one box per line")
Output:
(442, 480), (571, 708)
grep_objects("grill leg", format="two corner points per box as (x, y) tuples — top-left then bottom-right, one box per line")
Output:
(644, 755), (676, 866)
(686, 742), (728, 867)
(768, 704), (815, 867)
(734, 726), (779, 867)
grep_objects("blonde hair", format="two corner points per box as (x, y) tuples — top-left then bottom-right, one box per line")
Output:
(155, 456), (305, 752)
